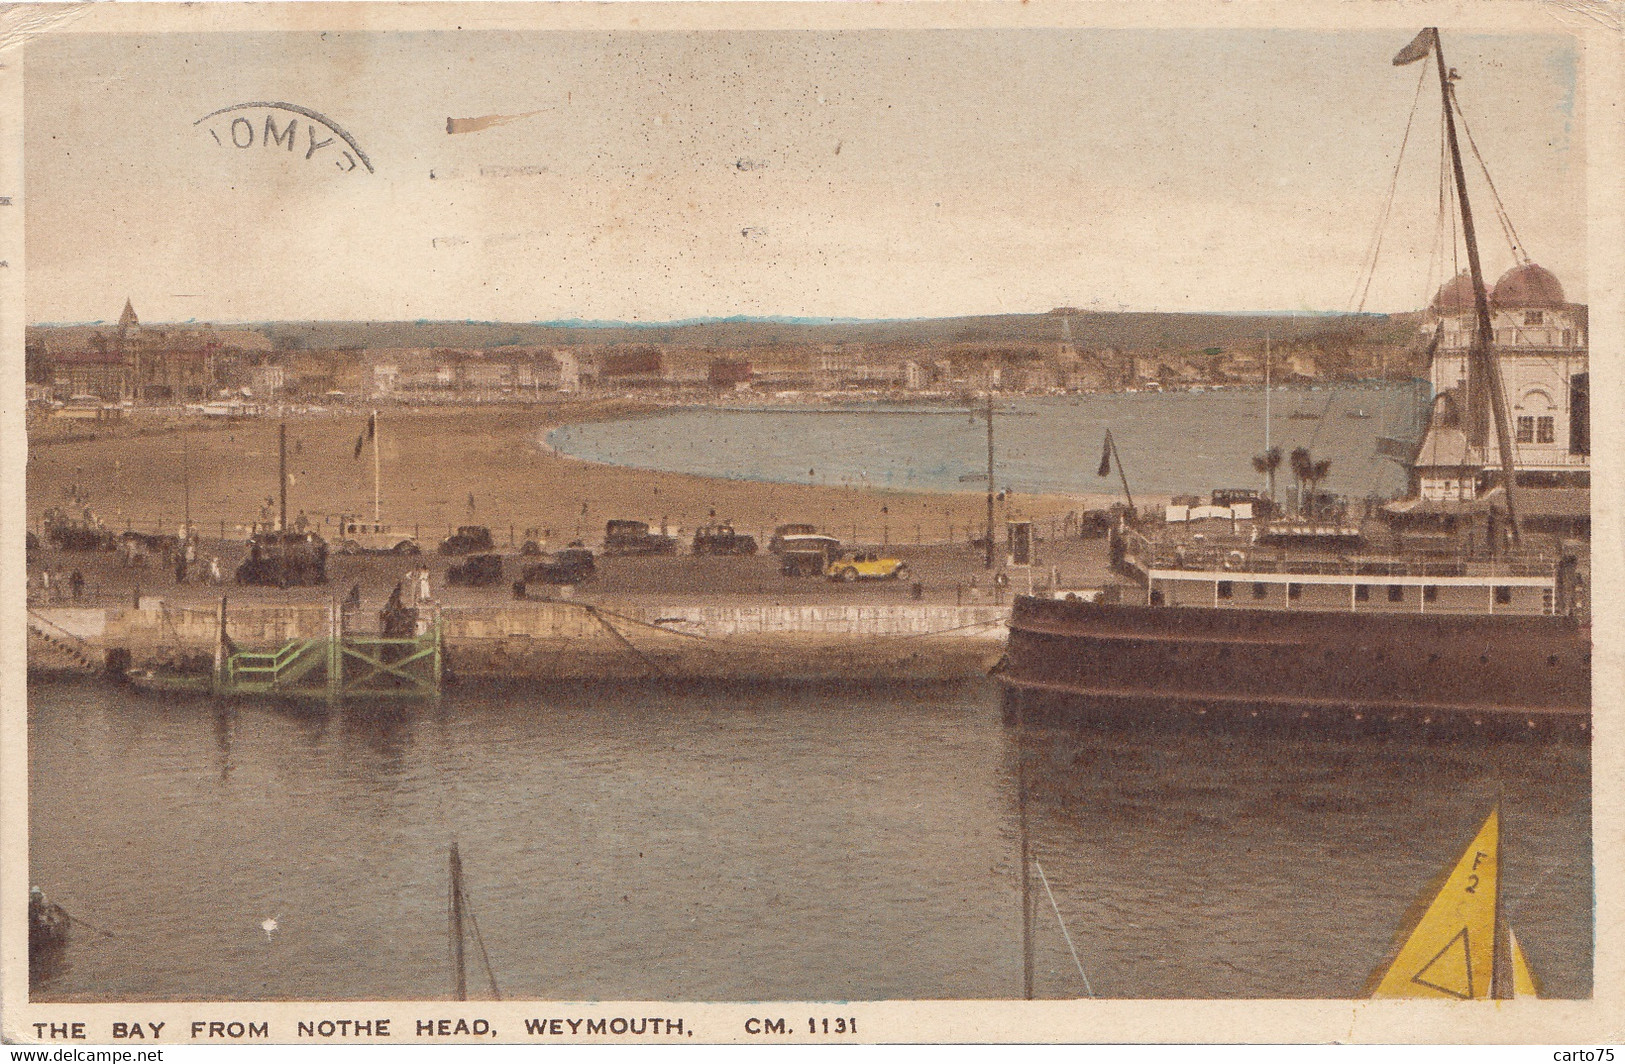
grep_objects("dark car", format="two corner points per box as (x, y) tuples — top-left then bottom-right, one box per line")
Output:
(446, 553), (504, 587)
(519, 547), (597, 588)
(602, 519), (678, 556)
(47, 522), (116, 552)
(768, 523), (819, 554)
(235, 531), (329, 588)
(780, 546), (838, 577)
(692, 523), (758, 556)
(439, 525), (495, 555)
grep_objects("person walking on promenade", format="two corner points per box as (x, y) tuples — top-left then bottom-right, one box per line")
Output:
(69, 570), (84, 601)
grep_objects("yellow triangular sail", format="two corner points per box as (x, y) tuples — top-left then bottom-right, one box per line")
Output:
(1372, 809), (1499, 999)
(1509, 928), (1540, 998)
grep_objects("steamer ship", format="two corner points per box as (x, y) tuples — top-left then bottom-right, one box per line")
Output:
(1000, 28), (1591, 736)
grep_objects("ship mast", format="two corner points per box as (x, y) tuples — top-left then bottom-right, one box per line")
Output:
(449, 842), (468, 1001)
(1429, 28), (1521, 544)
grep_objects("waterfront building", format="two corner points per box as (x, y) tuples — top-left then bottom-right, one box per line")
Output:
(1411, 263), (1588, 498)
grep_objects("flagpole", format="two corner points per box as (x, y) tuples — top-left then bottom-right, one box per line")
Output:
(985, 388), (995, 571)
(1109, 431), (1135, 515)
(1019, 687), (1033, 1000)
(372, 409), (381, 526)
(182, 417), (191, 539)
(1264, 331), (1272, 494)
(278, 421), (288, 533)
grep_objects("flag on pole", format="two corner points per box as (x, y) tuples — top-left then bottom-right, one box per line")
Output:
(1097, 431), (1113, 478)
(353, 412), (375, 459)
(1392, 28), (1434, 66)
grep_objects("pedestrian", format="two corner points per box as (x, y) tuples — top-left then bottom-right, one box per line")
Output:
(208, 556), (222, 584)
(70, 570), (84, 601)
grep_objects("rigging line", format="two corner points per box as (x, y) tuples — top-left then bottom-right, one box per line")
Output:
(583, 604), (665, 677)
(53, 905), (119, 939)
(1306, 385), (1338, 453)
(461, 888), (504, 1001)
(1033, 860), (1094, 998)
(1453, 92), (1528, 264)
(1442, 100), (1460, 289)
(447, 867), (459, 999)
(1355, 59), (1434, 313)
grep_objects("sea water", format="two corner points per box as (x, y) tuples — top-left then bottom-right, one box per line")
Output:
(546, 385), (1427, 500)
(29, 679), (1589, 1001)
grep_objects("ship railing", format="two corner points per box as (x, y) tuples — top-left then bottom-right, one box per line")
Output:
(1142, 548), (1559, 580)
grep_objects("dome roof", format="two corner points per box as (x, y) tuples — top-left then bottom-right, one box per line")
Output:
(1491, 263), (1565, 309)
(1431, 272), (1477, 315)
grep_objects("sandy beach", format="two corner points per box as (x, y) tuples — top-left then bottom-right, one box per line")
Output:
(26, 402), (1129, 550)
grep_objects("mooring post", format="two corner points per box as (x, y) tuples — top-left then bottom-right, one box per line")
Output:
(327, 597), (342, 705)
(431, 605), (443, 699)
(211, 595), (227, 695)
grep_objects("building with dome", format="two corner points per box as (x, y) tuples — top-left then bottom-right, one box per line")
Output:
(1386, 262), (1589, 545)
(1410, 262), (1588, 500)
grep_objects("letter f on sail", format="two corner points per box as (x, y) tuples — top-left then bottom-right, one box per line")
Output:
(1369, 807), (1540, 999)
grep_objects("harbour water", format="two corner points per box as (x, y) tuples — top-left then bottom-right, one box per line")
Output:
(546, 384), (1428, 499)
(29, 679), (1590, 1001)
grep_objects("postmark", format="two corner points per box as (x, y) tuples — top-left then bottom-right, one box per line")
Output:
(194, 102), (374, 174)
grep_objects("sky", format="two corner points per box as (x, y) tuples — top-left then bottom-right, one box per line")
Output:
(25, 25), (1584, 324)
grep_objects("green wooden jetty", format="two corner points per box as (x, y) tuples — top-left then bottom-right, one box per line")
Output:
(208, 598), (442, 703)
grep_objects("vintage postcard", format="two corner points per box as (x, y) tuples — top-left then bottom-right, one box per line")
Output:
(2, 0), (1620, 1046)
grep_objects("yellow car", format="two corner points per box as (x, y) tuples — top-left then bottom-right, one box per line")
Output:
(826, 551), (910, 582)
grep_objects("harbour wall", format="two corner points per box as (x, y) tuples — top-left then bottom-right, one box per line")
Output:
(28, 601), (1010, 683)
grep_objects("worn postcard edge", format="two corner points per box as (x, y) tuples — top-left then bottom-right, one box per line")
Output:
(0, 0), (1619, 1044)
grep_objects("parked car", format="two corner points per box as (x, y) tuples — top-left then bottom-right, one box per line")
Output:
(519, 546), (596, 588)
(117, 530), (180, 567)
(825, 551), (909, 582)
(44, 516), (116, 552)
(768, 523), (819, 554)
(774, 532), (842, 559)
(335, 516), (420, 555)
(602, 519), (678, 556)
(446, 553), (504, 587)
(439, 525), (495, 555)
(780, 548), (830, 577)
(692, 523), (758, 556)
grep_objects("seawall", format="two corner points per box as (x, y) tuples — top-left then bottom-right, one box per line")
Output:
(27, 601), (1010, 684)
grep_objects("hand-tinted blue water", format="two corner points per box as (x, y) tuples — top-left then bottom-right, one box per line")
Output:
(547, 386), (1426, 499)
(30, 681), (1589, 1000)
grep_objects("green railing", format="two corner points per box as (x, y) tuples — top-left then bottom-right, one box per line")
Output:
(213, 623), (441, 703)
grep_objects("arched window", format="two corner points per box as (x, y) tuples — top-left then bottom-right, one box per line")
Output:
(1519, 388), (1555, 411)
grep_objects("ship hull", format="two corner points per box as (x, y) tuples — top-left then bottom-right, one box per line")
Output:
(1001, 596), (1590, 738)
